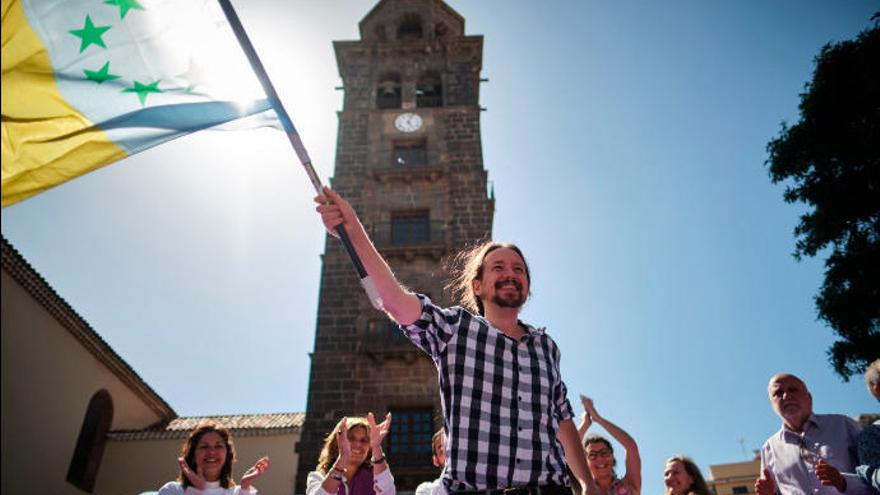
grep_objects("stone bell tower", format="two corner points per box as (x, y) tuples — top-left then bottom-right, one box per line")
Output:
(296, 0), (493, 490)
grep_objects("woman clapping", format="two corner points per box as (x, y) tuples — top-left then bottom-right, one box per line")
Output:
(306, 413), (395, 495)
(158, 421), (269, 494)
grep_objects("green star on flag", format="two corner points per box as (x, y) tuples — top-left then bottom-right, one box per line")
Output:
(83, 62), (120, 84)
(123, 79), (162, 106)
(4, 0), (277, 207)
(69, 15), (111, 53)
(105, 0), (144, 19)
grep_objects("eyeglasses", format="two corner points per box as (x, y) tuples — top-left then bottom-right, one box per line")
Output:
(587, 449), (613, 460)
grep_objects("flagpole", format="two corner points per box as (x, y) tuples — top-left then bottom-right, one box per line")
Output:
(216, 0), (383, 310)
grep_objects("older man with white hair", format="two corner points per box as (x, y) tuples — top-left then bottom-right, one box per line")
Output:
(755, 373), (871, 495)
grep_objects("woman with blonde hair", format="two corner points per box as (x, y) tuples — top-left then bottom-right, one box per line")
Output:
(663, 456), (710, 495)
(158, 421), (269, 494)
(306, 412), (395, 495)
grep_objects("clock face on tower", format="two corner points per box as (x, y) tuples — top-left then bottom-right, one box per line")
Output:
(394, 112), (423, 133)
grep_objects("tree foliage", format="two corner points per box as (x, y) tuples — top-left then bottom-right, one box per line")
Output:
(766, 23), (880, 380)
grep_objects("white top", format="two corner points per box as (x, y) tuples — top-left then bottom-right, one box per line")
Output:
(415, 477), (446, 495)
(305, 469), (396, 495)
(157, 480), (257, 495)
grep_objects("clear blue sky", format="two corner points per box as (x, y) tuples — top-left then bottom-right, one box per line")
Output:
(2, 1), (877, 493)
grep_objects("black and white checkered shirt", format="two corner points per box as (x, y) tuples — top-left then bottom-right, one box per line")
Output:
(401, 294), (575, 492)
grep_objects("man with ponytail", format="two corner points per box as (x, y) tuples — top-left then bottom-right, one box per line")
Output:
(315, 188), (593, 495)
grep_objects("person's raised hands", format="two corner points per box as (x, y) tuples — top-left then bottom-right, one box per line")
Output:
(178, 457), (206, 491)
(368, 412), (392, 456)
(337, 417), (352, 467)
(816, 459), (846, 492)
(581, 394), (600, 421)
(314, 187), (358, 238)
(578, 395), (593, 435)
(241, 456), (271, 491)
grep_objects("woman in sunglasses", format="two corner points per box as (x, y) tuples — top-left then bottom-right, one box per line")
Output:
(578, 395), (642, 495)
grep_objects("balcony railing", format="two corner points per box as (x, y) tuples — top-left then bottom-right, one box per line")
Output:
(377, 92), (401, 109)
(371, 162), (445, 184)
(392, 147), (427, 167)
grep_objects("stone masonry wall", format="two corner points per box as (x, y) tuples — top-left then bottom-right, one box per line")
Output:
(296, 1), (494, 491)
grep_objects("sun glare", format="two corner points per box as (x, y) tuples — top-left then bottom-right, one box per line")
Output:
(155, 0), (266, 104)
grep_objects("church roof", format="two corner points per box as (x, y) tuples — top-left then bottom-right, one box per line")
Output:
(1, 236), (176, 420)
(2, 236), (306, 441)
(108, 412), (305, 440)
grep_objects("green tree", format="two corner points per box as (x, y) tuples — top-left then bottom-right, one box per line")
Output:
(766, 22), (879, 380)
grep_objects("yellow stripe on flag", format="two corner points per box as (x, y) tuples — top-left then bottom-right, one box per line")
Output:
(2, 0), (275, 207)
(2, 0), (126, 207)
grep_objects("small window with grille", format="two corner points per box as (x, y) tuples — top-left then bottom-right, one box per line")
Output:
(387, 407), (434, 466)
(391, 210), (429, 245)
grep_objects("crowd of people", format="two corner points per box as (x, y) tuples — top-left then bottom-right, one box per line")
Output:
(159, 361), (878, 495)
(153, 187), (879, 494)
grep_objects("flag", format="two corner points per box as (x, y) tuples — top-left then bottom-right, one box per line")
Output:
(1, 0), (276, 207)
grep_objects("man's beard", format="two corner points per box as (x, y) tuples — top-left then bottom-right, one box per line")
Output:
(492, 279), (525, 308)
(492, 293), (524, 308)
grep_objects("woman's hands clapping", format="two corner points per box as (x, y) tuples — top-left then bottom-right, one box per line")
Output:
(241, 456), (270, 490)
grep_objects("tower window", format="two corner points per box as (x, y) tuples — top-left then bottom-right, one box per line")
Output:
(416, 72), (442, 107)
(367, 319), (409, 344)
(67, 390), (113, 493)
(397, 14), (423, 40)
(732, 487), (749, 495)
(391, 210), (430, 245)
(377, 73), (401, 109)
(392, 140), (427, 167)
(387, 407), (434, 466)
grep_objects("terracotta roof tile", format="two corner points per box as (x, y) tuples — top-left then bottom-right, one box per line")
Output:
(108, 412), (305, 441)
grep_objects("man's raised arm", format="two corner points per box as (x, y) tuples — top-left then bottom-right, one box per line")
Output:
(315, 186), (422, 325)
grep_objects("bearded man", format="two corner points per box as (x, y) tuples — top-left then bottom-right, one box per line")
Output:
(316, 187), (593, 495)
